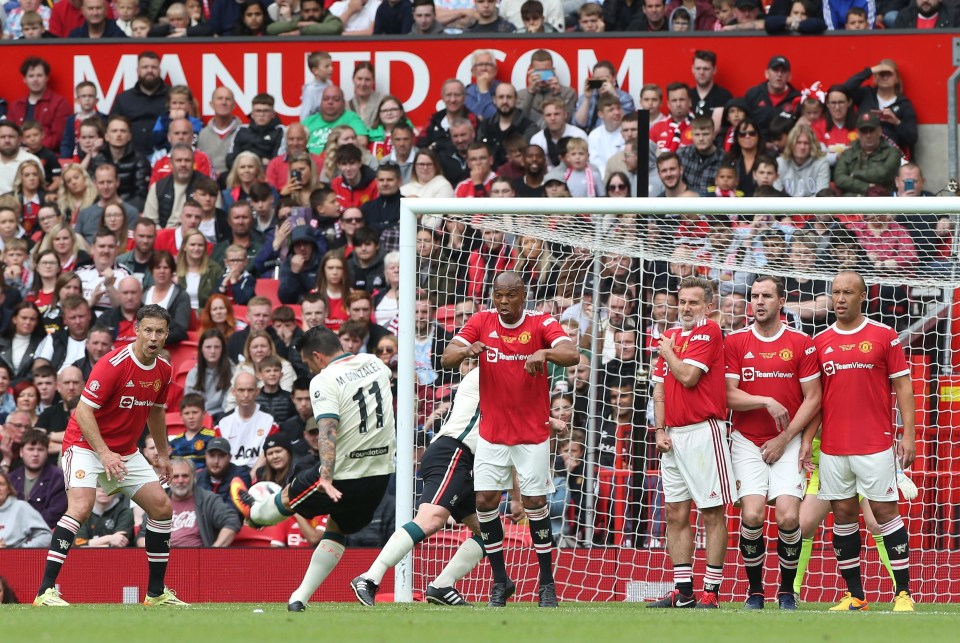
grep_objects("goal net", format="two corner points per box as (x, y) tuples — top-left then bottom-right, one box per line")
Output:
(394, 196), (960, 604)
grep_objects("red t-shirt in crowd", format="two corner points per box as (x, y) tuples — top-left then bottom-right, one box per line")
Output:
(454, 309), (569, 445)
(724, 324), (820, 447)
(815, 318), (911, 456)
(63, 345), (172, 456)
(652, 318), (726, 427)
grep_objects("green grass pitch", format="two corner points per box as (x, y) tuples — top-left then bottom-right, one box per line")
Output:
(4, 602), (960, 643)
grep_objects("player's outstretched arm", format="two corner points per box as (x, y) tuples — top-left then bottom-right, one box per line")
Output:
(316, 417), (343, 502)
(75, 402), (126, 482)
(145, 405), (173, 483)
(441, 339), (486, 369)
(892, 374), (916, 470)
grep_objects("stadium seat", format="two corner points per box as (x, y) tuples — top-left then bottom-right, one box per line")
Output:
(435, 304), (456, 333)
(165, 411), (185, 436)
(167, 341), (198, 376)
(255, 279), (282, 308)
(174, 358), (197, 389)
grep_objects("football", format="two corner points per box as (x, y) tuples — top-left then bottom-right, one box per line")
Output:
(248, 481), (281, 502)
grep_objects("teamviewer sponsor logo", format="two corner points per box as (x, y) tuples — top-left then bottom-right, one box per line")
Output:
(743, 368), (795, 381)
(742, 367), (755, 382)
(823, 361), (874, 376)
(119, 396), (153, 408)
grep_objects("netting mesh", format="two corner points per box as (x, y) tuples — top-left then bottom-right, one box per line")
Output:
(406, 207), (960, 603)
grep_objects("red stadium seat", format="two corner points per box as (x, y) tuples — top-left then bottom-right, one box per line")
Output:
(167, 341), (198, 377)
(174, 357), (197, 389)
(435, 304), (456, 333)
(255, 279), (282, 308)
(165, 411), (185, 436)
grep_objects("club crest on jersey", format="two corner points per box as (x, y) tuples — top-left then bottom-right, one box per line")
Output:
(75, 470), (85, 479)
(859, 341), (873, 353)
(519, 331), (531, 344)
(89, 380), (101, 392)
(257, 429), (265, 437)
(154, 379), (162, 392)
(779, 348), (793, 361)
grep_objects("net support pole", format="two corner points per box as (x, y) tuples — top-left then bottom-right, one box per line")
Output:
(394, 202), (417, 603)
(581, 242), (604, 546)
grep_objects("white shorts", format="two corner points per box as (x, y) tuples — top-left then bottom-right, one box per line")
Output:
(730, 431), (805, 501)
(62, 446), (159, 498)
(661, 419), (735, 508)
(817, 449), (898, 502)
(474, 437), (555, 496)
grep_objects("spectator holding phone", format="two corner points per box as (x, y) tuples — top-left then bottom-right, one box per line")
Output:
(518, 50), (577, 129)
(574, 61), (636, 133)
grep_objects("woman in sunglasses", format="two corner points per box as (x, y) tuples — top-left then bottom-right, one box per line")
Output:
(723, 118), (764, 197)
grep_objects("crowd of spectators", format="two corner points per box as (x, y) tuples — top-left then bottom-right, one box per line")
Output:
(0, 5), (953, 550)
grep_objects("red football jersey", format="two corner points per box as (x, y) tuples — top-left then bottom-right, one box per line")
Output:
(652, 318), (726, 427)
(63, 345), (172, 456)
(454, 309), (570, 445)
(725, 324), (820, 446)
(815, 318), (910, 456)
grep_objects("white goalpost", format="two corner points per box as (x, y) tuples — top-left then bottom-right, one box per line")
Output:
(394, 196), (960, 604)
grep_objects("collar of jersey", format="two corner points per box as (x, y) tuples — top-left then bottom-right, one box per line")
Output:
(499, 311), (527, 329)
(750, 323), (786, 343)
(831, 318), (869, 335)
(128, 346), (155, 371)
(329, 353), (354, 365)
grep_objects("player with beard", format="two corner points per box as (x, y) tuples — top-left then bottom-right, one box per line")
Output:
(648, 276), (732, 609)
(34, 304), (186, 607)
(512, 145), (547, 198)
(724, 276), (821, 610)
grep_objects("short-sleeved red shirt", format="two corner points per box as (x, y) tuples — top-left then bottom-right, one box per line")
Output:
(454, 310), (570, 445)
(815, 318), (911, 456)
(652, 318), (726, 427)
(63, 345), (171, 456)
(725, 324), (820, 446)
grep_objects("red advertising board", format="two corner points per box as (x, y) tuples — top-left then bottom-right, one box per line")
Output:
(0, 33), (952, 126)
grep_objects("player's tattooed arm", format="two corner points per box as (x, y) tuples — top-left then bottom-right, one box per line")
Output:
(318, 417), (339, 481)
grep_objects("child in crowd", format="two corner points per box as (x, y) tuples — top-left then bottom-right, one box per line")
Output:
(115, 0), (140, 36)
(151, 85), (203, 159)
(766, 115), (794, 157)
(517, 0), (558, 33)
(4, 0), (51, 39)
(670, 7), (691, 30)
(640, 84), (667, 129)
(494, 133), (527, 179)
(256, 355), (296, 424)
(219, 244), (257, 304)
(337, 320), (365, 356)
(21, 121), (62, 194)
(62, 81), (106, 159)
(845, 6), (869, 29)
(707, 163), (744, 198)
(562, 138), (605, 197)
(19, 11), (54, 39)
(719, 97), (747, 152)
(713, 0), (735, 27)
(752, 155), (779, 190)
(301, 51), (333, 121)
(131, 15), (152, 37)
(3, 238), (32, 298)
(72, 118), (105, 166)
(169, 394), (215, 466)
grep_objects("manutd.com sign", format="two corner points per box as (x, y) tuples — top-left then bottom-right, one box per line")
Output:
(0, 33), (951, 125)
